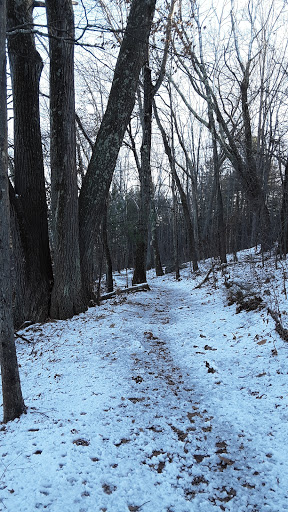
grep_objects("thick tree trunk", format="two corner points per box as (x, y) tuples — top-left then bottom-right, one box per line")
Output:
(7, 0), (53, 323)
(46, 0), (86, 319)
(9, 186), (33, 328)
(79, 0), (156, 302)
(0, 0), (26, 422)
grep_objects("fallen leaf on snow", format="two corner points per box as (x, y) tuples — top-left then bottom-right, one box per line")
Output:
(193, 454), (209, 463)
(73, 438), (90, 446)
(218, 455), (234, 465)
(102, 483), (116, 495)
(114, 438), (131, 447)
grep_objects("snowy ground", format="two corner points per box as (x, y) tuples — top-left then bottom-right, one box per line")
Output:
(1, 249), (288, 512)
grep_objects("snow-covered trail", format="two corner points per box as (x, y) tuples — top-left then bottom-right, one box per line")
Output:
(115, 278), (285, 512)
(1, 264), (287, 512)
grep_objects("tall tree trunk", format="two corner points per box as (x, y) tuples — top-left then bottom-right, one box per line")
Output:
(240, 71), (271, 251)
(151, 205), (164, 276)
(7, 0), (53, 323)
(208, 105), (227, 264)
(132, 0), (175, 284)
(172, 176), (180, 280)
(215, 173), (227, 264)
(0, 0), (26, 422)
(46, 0), (86, 319)
(79, 0), (156, 302)
(173, 116), (200, 255)
(279, 159), (288, 256)
(132, 63), (153, 285)
(102, 200), (113, 293)
(9, 186), (32, 327)
(154, 102), (198, 271)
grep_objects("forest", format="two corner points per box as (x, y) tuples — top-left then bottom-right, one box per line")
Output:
(1, 0), (288, 417)
(1, 1), (288, 509)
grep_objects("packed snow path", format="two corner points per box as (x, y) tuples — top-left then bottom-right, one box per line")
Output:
(1, 260), (288, 511)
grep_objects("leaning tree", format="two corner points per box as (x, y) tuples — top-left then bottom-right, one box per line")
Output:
(78, 0), (157, 301)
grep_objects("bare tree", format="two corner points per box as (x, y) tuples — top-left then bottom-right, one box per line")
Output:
(172, 0), (288, 252)
(0, 0), (26, 423)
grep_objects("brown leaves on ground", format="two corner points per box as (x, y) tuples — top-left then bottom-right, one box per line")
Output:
(114, 438), (131, 447)
(144, 331), (158, 340)
(73, 438), (90, 446)
(102, 483), (117, 495)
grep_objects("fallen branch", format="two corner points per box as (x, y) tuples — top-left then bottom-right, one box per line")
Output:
(14, 322), (34, 343)
(194, 266), (214, 289)
(14, 333), (33, 344)
(100, 282), (150, 301)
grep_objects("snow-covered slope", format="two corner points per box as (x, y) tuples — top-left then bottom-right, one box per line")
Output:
(1, 249), (287, 511)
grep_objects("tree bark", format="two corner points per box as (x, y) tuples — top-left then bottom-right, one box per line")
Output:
(0, 0), (26, 422)
(214, 170), (227, 263)
(132, 0), (175, 284)
(9, 185), (32, 327)
(207, 104), (227, 264)
(172, 176), (180, 280)
(7, 0), (53, 323)
(102, 200), (113, 293)
(151, 206), (164, 276)
(79, 0), (156, 302)
(46, 0), (86, 319)
(132, 63), (153, 285)
(279, 158), (288, 255)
